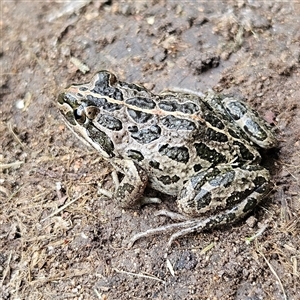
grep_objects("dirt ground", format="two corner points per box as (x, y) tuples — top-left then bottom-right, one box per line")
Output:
(1, 1), (300, 299)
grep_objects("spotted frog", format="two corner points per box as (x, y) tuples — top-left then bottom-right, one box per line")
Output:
(57, 71), (276, 247)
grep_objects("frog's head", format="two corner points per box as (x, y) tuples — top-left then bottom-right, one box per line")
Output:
(57, 81), (115, 159)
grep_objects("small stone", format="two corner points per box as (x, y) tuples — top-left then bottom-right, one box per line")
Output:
(246, 216), (257, 228)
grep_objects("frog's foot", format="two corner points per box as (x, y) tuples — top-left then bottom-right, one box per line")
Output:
(165, 189), (268, 248)
(127, 210), (191, 248)
(97, 187), (113, 198)
(141, 196), (162, 205)
(127, 219), (198, 249)
(98, 159), (154, 208)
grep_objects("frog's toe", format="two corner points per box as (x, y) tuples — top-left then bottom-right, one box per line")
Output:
(140, 196), (162, 205)
(155, 209), (188, 221)
(127, 220), (197, 248)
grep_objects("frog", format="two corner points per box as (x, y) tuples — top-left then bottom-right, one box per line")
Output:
(57, 70), (276, 247)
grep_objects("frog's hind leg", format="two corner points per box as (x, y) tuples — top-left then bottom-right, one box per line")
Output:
(166, 185), (270, 247)
(204, 91), (277, 149)
(128, 165), (272, 249)
(128, 179), (270, 249)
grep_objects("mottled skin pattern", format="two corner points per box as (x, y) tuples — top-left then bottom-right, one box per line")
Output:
(58, 71), (276, 246)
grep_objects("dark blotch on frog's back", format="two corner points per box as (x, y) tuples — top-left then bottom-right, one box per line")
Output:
(193, 164), (202, 172)
(97, 114), (123, 131)
(130, 125), (161, 144)
(158, 100), (199, 114)
(127, 149), (144, 162)
(92, 71), (124, 101)
(125, 97), (156, 123)
(119, 81), (149, 93)
(203, 112), (225, 130)
(127, 109), (154, 123)
(161, 115), (196, 130)
(206, 128), (228, 142)
(244, 119), (268, 142)
(126, 97), (156, 109)
(86, 95), (121, 112)
(157, 175), (180, 185)
(232, 141), (255, 162)
(79, 86), (88, 92)
(225, 101), (247, 120)
(194, 143), (227, 164)
(159, 144), (190, 164)
(149, 160), (160, 169)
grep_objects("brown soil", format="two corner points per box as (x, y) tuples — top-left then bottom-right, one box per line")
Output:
(1, 1), (300, 299)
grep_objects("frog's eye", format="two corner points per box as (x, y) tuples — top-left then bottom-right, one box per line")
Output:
(74, 108), (86, 124)
(85, 106), (100, 120)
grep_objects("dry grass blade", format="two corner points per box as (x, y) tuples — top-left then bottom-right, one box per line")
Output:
(7, 122), (27, 149)
(291, 256), (299, 278)
(0, 161), (24, 170)
(200, 242), (215, 254)
(41, 191), (89, 222)
(1, 251), (12, 285)
(28, 270), (90, 285)
(258, 250), (287, 300)
(245, 224), (268, 244)
(113, 268), (165, 283)
(166, 259), (175, 276)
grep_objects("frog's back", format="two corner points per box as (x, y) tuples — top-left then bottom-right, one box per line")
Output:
(58, 71), (266, 195)
(60, 71), (261, 166)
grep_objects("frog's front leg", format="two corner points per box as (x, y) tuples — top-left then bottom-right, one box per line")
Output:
(110, 158), (160, 208)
